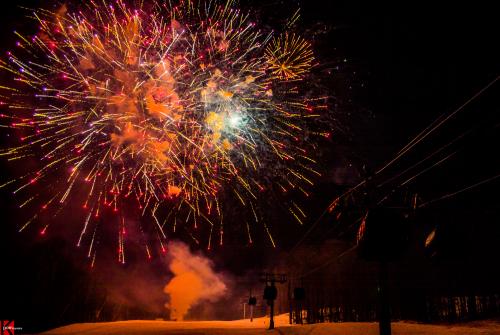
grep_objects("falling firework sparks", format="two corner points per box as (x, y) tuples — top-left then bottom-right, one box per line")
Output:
(0, 0), (328, 259)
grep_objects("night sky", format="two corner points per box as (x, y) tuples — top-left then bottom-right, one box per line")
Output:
(0, 0), (499, 333)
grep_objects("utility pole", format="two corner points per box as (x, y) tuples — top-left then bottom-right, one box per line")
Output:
(358, 207), (410, 335)
(378, 260), (391, 335)
(260, 273), (287, 330)
(357, 169), (408, 335)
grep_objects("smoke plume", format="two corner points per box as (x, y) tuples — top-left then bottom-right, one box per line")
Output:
(164, 241), (227, 320)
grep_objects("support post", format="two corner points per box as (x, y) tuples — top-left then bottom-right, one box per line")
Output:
(269, 299), (275, 329)
(379, 260), (391, 335)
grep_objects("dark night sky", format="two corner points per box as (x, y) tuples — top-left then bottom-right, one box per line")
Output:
(0, 0), (499, 332)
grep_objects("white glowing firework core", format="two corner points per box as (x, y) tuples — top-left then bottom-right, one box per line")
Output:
(228, 113), (243, 127)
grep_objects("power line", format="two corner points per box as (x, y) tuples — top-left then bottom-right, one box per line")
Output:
(399, 151), (454, 187)
(419, 172), (500, 208)
(376, 121), (500, 206)
(289, 75), (499, 254)
(375, 75), (500, 176)
(299, 244), (357, 279)
(376, 127), (475, 189)
(377, 151), (457, 205)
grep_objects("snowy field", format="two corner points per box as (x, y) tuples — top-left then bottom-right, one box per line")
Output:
(42, 314), (500, 335)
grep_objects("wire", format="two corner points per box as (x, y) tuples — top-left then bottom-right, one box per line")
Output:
(299, 244), (357, 279)
(400, 151), (456, 187)
(419, 172), (500, 208)
(375, 75), (500, 176)
(289, 75), (499, 255)
(377, 151), (458, 205)
(376, 122), (500, 206)
(376, 128), (475, 189)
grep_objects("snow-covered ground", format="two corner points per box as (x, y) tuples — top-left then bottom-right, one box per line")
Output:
(42, 314), (500, 335)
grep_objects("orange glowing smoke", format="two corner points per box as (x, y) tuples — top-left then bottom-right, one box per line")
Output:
(164, 242), (226, 320)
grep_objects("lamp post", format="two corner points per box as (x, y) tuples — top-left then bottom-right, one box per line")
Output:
(260, 273), (287, 330)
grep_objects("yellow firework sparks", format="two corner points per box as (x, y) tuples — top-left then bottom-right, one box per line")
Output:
(265, 32), (314, 80)
(0, 0), (325, 259)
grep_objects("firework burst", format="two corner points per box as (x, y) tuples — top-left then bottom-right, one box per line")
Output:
(265, 32), (314, 80)
(0, 0), (328, 260)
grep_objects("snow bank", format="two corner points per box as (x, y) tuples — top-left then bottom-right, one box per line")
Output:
(42, 314), (500, 335)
